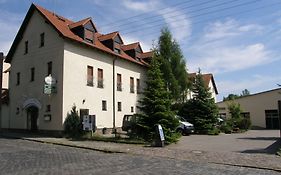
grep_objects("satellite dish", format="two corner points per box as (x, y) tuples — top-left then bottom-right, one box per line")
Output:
(45, 75), (56, 85)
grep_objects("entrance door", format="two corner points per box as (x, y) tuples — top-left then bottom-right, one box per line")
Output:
(27, 106), (39, 132)
(265, 110), (280, 129)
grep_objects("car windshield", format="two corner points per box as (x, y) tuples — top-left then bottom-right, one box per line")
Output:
(175, 115), (186, 122)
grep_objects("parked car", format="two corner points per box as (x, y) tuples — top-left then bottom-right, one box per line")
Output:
(122, 114), (136, 132)
(176, 115), (194, 136)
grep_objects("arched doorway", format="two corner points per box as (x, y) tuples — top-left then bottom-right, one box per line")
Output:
(26, 106), (39, 132)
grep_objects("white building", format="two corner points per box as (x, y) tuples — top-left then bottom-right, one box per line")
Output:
(187, 73), (218, 102)
(1, 4), (152, 133)
(217, 88), (281, 129)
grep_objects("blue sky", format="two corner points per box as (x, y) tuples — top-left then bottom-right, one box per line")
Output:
(1, 0), (281, 101)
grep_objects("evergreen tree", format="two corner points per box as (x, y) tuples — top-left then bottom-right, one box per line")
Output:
(179, 70), (218, 133)
(64, 105), (83, 137)
(136, 52), (180, 143)
(157, 27), (188, 102)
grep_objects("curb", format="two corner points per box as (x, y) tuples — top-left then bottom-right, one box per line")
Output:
(0, 134), (124, 154)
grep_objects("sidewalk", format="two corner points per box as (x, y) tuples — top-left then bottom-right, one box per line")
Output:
(1, 132), (280, 172)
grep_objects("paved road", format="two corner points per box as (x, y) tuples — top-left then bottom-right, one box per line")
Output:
(172, 130), (280, 154)
(0, 137), (280, 175)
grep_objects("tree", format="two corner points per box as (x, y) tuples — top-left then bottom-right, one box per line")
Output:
(64, 105), (83, 137)
(241, 89), (250, 96)
(223, 94), (240, 101)
(136, 52), (180, 143)
(179, 70), (218, 133)
(157, 27), (189, 102)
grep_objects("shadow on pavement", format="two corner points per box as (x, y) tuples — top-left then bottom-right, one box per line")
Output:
(240, 138), (281, 154)
(237, 137), (279, 141)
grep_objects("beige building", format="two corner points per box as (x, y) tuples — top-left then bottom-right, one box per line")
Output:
(1, 4), (152, 133)
(217, 88), (281, 129)
(187, 73), (218, 102)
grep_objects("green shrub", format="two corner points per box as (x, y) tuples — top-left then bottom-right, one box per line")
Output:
(207, 128), (220, 135)
(220, 123), (232, 134)
(237, 117), (251, 130)
(64, 105), (83, 137)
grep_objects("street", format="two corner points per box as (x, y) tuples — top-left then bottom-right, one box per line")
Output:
(0, 137), (279, 175)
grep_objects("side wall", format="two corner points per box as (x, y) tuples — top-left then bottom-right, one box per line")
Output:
(217, 89), (281, 128)
(7, 10), (64, 130)
(63, 42), (146, 129)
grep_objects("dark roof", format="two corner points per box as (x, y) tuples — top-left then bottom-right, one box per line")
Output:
(188, 73), (218, 94)
(5, 4), (148, 67)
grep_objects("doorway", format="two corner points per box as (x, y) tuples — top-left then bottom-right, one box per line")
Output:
(265, 110), (280, 129)
(27, 106), (39, 132)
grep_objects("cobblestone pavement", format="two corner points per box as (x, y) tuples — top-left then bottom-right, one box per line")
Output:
(0, 137), (280, 175)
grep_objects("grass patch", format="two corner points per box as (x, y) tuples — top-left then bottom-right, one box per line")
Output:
(68, 132), (147, 145)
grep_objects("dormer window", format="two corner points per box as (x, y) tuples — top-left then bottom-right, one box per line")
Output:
(85, 29), (94, 43)
(114, 48), (121, 54)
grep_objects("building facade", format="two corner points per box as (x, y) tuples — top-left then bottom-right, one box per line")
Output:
(217, 88), (281, 129)
(1, 4), (152, 132)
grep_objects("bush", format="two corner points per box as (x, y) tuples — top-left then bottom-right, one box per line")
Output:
(64, 105), (83, 137)
(220, 123), (232, 134)
(207, 128), (220, 135)
(237, 117), (251, 130)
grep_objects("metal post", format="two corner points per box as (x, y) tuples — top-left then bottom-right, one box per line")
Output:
(112, 58), (116, 137)
(0, 52), (4, 132)
(278, 100), (281, 138)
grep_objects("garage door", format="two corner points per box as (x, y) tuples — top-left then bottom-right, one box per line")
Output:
(265, 110), (280, 129)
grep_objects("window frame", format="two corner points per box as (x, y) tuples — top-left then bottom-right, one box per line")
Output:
(130, 77), (134, 93)
(30, 67), (35, 82)
(87, 65), (94, 86)
(40, 33), (45, 47)
(102, 100), (107, 111)
(97, 68), (104, 88)
(117, 102), (122, 112)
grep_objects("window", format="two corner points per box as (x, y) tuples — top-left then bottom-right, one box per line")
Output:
(85, 29), (94, 43)
(30, 67), (35, 82)
(117, 102), (122, 111)
(46, 105), (51, 112)
(80, 109), (89, 117)
(97, 68), (104, 88)
(136, 78), (140, 93)
(47, 61), (52, 75)
(24, 41), (28, 54)
(114, 48), (121, 54)
(130, 77), (134, 93)
(117, 73), (122, 91)
(131, 106), (134, 113)
(40, 33), (45, 47)
(87, 66), (93, 86)
(16, 72), (20, 85)
(102, 100), (107, 111)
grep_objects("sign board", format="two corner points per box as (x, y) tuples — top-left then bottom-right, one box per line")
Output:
(158, 124), (165, 141)
(82, 115), (96, 131)
(44, 84), (57, 94)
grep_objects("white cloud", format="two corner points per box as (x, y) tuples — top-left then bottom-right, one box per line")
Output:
(217, 75), (281, 100)
(122, 0), (160, 12)
(204, 19), (263, 40)
(158, 8), (191, 41)
(189, 43), (274, 74)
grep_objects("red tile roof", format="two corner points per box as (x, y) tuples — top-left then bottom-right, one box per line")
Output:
(121, 42), (142, 51)
(98, 31), (119, 41)
(6, 4), (148, 67)
(141, 51), (153, 59)
(68, 17), (92, 29)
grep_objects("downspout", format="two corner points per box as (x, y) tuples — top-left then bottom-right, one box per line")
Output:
(0, 52), (3, 131)
(113, 57), (117, 135)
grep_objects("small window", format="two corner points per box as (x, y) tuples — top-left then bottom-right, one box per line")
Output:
(24, 41), (28, 54)
(40, 33), (45, 47)
(102, 100), (107, 111)
(136, 78), (140, 94)
(85, 29), (94, 43)
(97, 68), (104, 88)
(118, 102), (122, 112)
(130, 77), (134, 93)
(131, 106), (134, 113)
(117, 73), (122, 91)
(87, 66), (93, 86)
(114, 48), (121, 54)
(30, 67), (35, 82)
(46, 105), (51, 112)
(16, 72), (20, 85)
(47, 61), (52, 75)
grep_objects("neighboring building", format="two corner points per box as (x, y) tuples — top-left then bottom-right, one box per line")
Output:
(1, 4), (152, 133)
(187, 73), (218, 102)
(217, 88), (281, 129)
(2, 58), (10, 89)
